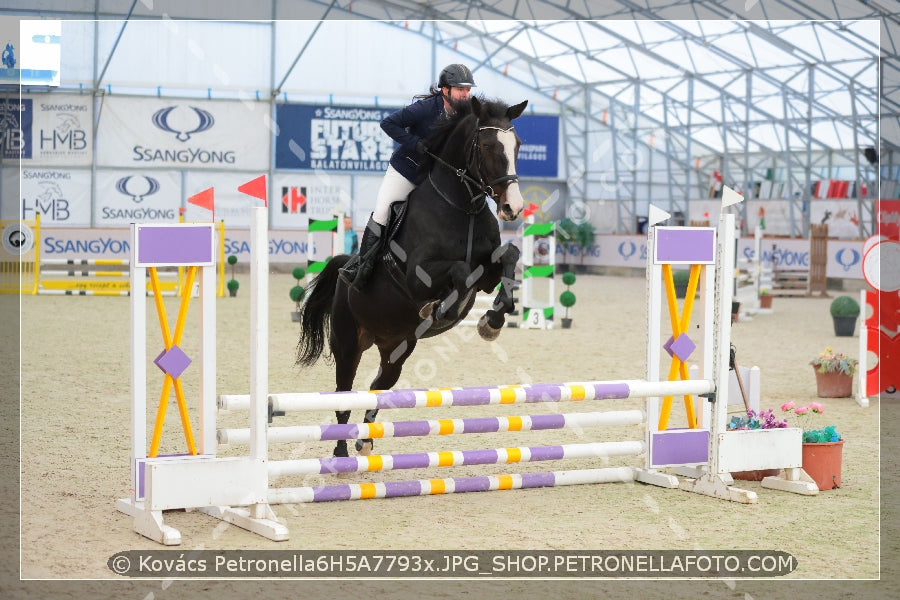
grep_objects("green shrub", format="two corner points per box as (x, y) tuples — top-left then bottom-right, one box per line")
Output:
(829, 295), (860, 317)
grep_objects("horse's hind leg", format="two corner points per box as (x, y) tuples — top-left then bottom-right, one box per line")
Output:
(355, 338), (417, 456)
(331, 308), (364, 458)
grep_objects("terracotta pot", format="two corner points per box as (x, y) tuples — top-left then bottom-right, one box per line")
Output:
(759, 294), (773, 309)
(802, 441), (844, 490)
(813, 367), (853, 398)
(731, 469), (781, 481)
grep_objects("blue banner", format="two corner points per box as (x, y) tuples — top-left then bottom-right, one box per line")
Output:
(514, 114), (558, 178)
(1, 97), (32, 159)
(275, 103), (559, 178)
(275, 103), (396, 172)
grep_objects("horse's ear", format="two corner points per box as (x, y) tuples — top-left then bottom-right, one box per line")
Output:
(471, 96), (482, 118)
(507, 100), (528, 120)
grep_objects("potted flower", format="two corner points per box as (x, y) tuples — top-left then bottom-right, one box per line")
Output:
(781, 401), (843, 490)
(226, 255), (239, 297)
(759, 287), (773, 309)
(290, 266), (306, 322)
(829, 295), (860, 336)
(726, 408), (787, 480)
(809, 347), (857, 398)
(559, 271), (576, 328)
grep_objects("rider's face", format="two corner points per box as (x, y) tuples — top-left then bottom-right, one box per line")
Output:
(442, 86), (472, 113)
(447, 86), (471, 101)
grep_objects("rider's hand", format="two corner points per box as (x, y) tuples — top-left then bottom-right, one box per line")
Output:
(415, 140), (428, 155)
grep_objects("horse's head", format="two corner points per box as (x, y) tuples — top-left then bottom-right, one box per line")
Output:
(470, 97), (528, 221)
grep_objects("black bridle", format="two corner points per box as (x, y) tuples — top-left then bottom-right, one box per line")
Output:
(424, 119), (519, 265)
(426, 120), (519, 212)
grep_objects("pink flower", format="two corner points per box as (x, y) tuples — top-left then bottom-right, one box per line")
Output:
(780, 401), (795, 411)
(795, 406), (809, 416)
(809, 402), (824, 414)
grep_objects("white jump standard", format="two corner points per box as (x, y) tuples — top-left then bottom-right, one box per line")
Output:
(116, 211), (287, 544)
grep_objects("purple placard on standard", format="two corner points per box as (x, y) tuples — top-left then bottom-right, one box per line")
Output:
(649, 429), (709, 467)
(135, 225), (215, 266)
(654, 227), (716, 264)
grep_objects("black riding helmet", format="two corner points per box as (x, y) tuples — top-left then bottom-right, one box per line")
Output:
(439, 64), (476, 89)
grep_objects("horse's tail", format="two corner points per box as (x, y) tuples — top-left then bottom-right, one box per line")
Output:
(296, 255), (351, 366)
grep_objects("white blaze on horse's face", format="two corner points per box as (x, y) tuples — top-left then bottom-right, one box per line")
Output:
(496, 128), (524, 221)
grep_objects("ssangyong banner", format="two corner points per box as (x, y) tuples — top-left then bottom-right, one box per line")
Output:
(96, 97), (269, 171)
(20, 168), (91, 226)
(275, 103), (396, 172)
(94, 170), (181, 226)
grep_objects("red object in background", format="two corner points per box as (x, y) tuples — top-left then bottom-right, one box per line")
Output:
(878, 200), (900, 241)
(187, 187), (214, 213)
(237, 174), (268, 206)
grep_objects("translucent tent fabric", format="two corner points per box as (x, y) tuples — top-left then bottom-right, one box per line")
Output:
(0, 0), (895, 236)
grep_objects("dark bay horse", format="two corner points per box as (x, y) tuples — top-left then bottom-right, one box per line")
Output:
(296, 96), (528, 457)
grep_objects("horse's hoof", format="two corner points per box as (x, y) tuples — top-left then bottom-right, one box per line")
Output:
(356, 440), (374, 456)
(418, 301), (438, 319)
(477, 315), (502, 341)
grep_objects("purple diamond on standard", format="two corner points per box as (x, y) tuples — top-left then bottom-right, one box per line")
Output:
(153, 345), (192, 379)
(663, 335), (675, 357)
(669, 334), (696, 363)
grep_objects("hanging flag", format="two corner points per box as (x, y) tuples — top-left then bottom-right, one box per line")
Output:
(238, 174), (268, 207)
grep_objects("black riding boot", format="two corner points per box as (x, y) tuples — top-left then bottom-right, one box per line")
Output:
(340, 216), (384, 289)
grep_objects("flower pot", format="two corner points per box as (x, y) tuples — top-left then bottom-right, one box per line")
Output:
(802, 440), (843, 490)
(674, 283), (688, 299)
(228, 288), (238, 297)
(813, 368), (853, 398)
(731, 469), (781, 481)
(759, 295), (773, 309)
(561, 317), (573, 329)
(832, 316), (857, 337)
(731, 301), (740, 324)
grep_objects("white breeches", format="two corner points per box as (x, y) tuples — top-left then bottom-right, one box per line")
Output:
(372, 164), (417, 226)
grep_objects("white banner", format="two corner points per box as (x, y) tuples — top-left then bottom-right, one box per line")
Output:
(28, 94), (93, 166)
(1, 166), (19, 220)
(182, 171), (268, 228)
(94, 169), (181, 226)
(96, 97), (269, 171)
(271, 172), (352, 229)
(20, 168), (91, 226)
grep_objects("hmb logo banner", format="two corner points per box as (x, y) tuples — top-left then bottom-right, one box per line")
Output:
(1, 97), (32, 159)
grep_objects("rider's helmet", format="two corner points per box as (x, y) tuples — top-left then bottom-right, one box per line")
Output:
(439, 64), (476, 89)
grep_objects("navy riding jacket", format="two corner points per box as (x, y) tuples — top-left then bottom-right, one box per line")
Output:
(381, 94), (445, 184)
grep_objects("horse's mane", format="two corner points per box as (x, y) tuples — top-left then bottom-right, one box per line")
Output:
(419, 95), (512, 173)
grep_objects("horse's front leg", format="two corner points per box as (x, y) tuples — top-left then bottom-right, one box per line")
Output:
(434, 261), (476, 321)
(479, 243), (521, 341)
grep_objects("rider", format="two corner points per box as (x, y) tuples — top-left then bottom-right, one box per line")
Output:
(341, 63), (476, 289)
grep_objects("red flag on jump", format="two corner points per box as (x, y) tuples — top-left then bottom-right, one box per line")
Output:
(523, 202), (540, 218)
(238, 174), (268, 207)
(187, 187), (215, 218)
